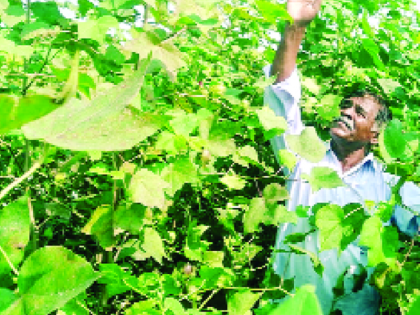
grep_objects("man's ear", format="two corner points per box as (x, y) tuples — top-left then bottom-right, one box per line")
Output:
(370, 131), (379, 145)
(370, 123), (381, 145)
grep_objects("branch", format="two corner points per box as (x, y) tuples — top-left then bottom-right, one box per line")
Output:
(22, 45), (54, 95)
(0, 244), (19, 275)
(0, 162), (41, 201)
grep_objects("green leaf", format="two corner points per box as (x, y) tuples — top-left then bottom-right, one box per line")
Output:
(219, 173), (246, 190)
(0, 95), (59, 135)
(23, 58), (164, 151)
(0, 289), (16, 312)
(243, 197), (297, 234)
(59, 294), (89, 315)
(301, 167), (344, 192)
(169, 112), (199, 137)
(237, 145), (259, 164)
(255, 0), (292, 24)
(2, 246), (98, 315)
(164, 298), (185, 315)
(125, 30), (187, 76)
(315, 204), (344, 251)
(267, 285), (323, 315)
(82, 206), (115, 250)
(285, 127), (326, 163)
(407, 295), (420, 315)
(129, 169), (170, 209)
(162, 157), (199, 196)
(203, 251), (224, 267)
(379, 119), (406, 161)
(155, 131), (188, 155)
(114, 204), (146, 235)
(278, 149), (297, 170)
(21, 22), (53, 39)
(0, 38), (33, 58)
(125, 300), (159, 315)
(263, 183), (289, 204)
(184, 224), (210, 262)
(0, 4), (25, 26)
(256, 106), (287, 140)
(377, 78), (402, 94)
(227, 289), (261, 315)
(0, 197), (30, 276)
(359, 216), (399, 267)
(139, 227), (167, 264)
(317, 94), (342, 122)
(97, 264), (136, 297)
(78, 16), (119, 44)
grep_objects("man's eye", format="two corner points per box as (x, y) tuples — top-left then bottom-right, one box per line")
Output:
(340, 100), (352, 108)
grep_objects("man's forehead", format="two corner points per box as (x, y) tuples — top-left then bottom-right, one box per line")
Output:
(346, 96), (381, 116)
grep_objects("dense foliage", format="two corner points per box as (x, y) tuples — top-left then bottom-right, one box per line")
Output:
(0, 0), (419, 314)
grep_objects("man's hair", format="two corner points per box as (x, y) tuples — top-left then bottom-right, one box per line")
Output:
(340, 87), (392, 128)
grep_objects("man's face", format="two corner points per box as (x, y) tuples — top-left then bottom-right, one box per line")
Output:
(330, 96), (382, 145)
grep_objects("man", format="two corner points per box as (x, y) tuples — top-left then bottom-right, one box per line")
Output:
(265, 0), (420, 314)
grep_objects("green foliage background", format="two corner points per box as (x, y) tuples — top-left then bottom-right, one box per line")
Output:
(0, 0), (419, 314)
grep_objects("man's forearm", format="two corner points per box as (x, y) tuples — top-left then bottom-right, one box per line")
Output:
(270, 23), (307, 83)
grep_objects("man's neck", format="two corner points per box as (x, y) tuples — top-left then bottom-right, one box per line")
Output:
(331, 140), (369, 173)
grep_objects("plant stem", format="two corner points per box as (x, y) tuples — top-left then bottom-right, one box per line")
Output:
(0, 161), (41, 201)
(0, 244), (19, 275)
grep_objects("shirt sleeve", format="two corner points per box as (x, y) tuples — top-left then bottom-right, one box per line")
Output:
(393, 181), (420, 237)
(263, 65), (304, 168)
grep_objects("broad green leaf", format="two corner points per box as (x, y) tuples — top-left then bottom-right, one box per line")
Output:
(263, 183), (289, 204)
(359, 216), (399, 267)
(21, 22), (53, 39)
(22, 58), (164, 151)
(301, 167), (344, 192)
(255, 0), (292, 24)
(267, 285), (323, 315)
(114, 204), (146, 235)
(285, 127), (326, 163)
(58, 294), (88, 315)
(125, 300), (159, 315)
(278, 149), (297, 170)
(207, 139), (236, 157)
(139, 227), (167, 264)
(301, 77), (321, 95)
(125, 30), (186, 76)
(0, 38), (33, 58)
(0, 4), (25, 26)
(379, 119), (406, 161)
(243, 197), (297, 234)
(2, 246), (98, 315)
(184, 224), (210, 262)
(0, 94), (59, 135)
(78, 16), (119, 44)
(31, 1), (67, 26)
(203, 251), (224, 267)
(0, 289), (16, 312)
(162, 157), (199, 196)
(155, 131), (188, 154)
(256, 106), (287, 140)
(82, 206), (114, 250)
(0, 197), (30, 276)
(170, 112), (199, 137)
(315, 204), (344, 251)
(129, 169), (170, 209)
(377, 78), (402, 94)
(219, 173), (246, 190)
(164, 298), (185, 315)
(407, 294), (420, 315)
(227, 289), (262, 315)
(237, 145), (259, 164)
(317, 94), (342, 122)
(97, 264), (136, 297)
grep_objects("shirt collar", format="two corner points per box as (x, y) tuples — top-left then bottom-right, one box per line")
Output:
(325, 141), (376, 178)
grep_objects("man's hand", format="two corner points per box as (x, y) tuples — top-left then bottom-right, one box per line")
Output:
(287, 0), (323, 26)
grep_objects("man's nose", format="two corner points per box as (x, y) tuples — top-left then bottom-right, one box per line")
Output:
(341, 106), (354, 119)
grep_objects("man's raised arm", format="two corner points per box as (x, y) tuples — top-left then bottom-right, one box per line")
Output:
(270, 0), (322, 83)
